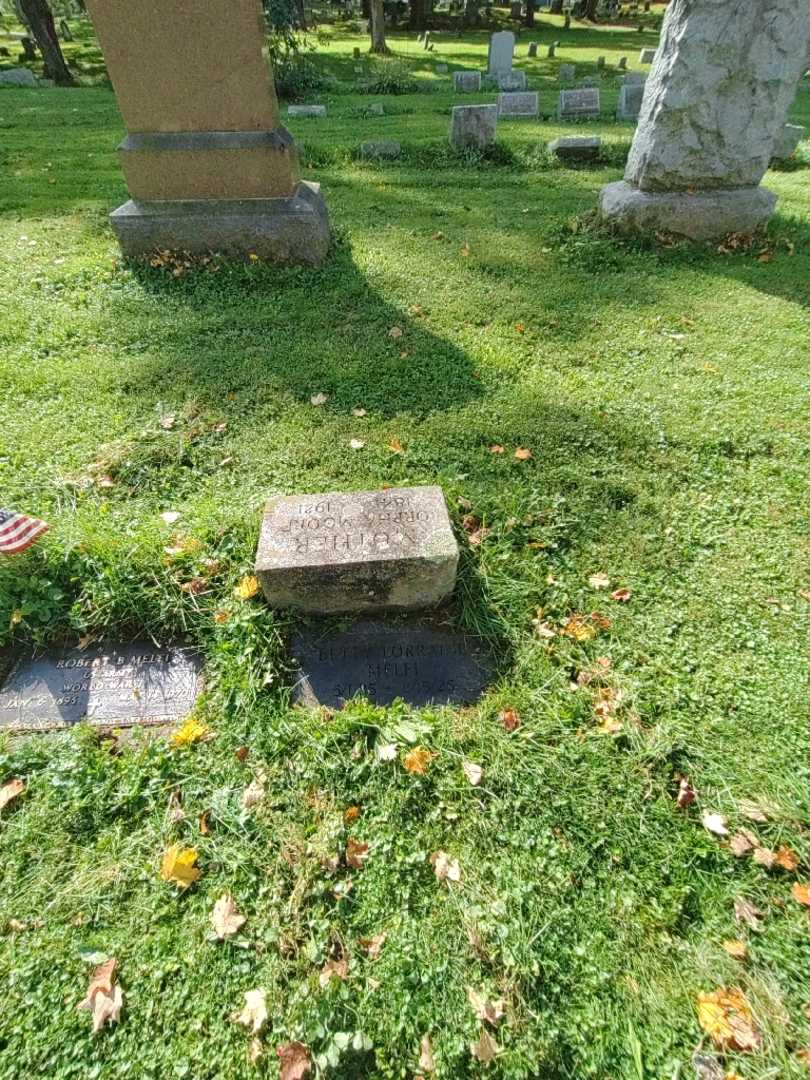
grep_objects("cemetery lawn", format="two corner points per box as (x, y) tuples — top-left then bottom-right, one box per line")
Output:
(1, 17), (810, 1080)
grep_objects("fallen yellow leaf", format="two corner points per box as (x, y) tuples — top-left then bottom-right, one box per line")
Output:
(233, 988), (267, 1034)
(160, 844), (202, 889)
(697, 987), (761, 1051)
(792, 882), (810, 907)
(722, 940), (748, 960)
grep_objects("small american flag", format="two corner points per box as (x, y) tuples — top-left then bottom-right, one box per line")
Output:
(0, 508), (49, 555)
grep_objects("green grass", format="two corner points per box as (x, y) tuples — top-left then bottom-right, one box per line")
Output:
(1, 12), (810, 1080)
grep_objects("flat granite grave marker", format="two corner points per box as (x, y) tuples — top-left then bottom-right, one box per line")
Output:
(558, 87), (600, 120)
(255, 486), (459, 614)
(288, 104), (327, 118)
(291, 618), (492, 708)
(0, 643), (202, 733)
(497, 91), (539, 118)
(549, 135), (601, 161)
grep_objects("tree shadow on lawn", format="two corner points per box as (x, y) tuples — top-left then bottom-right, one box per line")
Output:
(118, 233), (485, 421)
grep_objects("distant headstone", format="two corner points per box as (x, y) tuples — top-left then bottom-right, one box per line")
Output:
(353, 46), (361, 58)
(450, 103), (498, 148)
(0, 67), (38, 86)
(497, 90), (539, 117)
(549, 134), (601, 161)
(558, 63), (575, 81)
(255, 487), (459, 613)
(616, 82), (644, 121)
(436, 62), (448, 73)
(510, 1), (522, 18)
(497, 69), (527, 91)
(290, 617), (492, 709)
(547, 42), (557, 58)
(596, 55), (606, 69)
(367, 101), (384, 114)
(639, 47), (656, 64)
(557, 87), (600, 120)
(563, 12), (571, 28)
(771, 123), (805, 160)
(20, 37), (37, 61)
(618, 56), (627, 70)
(528, 42), (538, 57)
(288, 104), (327, 118)
(581, 76), (598, 87)
(622, 72), (647, 85)
(488, 30), (515, 75)
(453, 70), (481, 92)
(359, 139), (402, 158)
(423, 31), (431, 49)
(59, 18), (74, 40)
(0, 643), (202, 733)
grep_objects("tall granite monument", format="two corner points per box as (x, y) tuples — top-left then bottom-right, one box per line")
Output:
(600, 0), (810, 240)
(85, 0), (330, 265)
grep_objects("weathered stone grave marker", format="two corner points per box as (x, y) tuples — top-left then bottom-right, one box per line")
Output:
(450, 104), (498, 148)
(291, 618), (492, 708)
(558, 63), (575, 81)
(550, 134), (601, 162)
(288, 104), (327, 118)
(453, 70), (481, 92)
(496, 70), (527, 91)
(84, 0), (329, 264)
(527, 42), (538, 58)
(255, 487), (459, 614)
(638, 47), (656, 64)
(488, 30), (515, 75)
(557, 87), (600, 120)
(498, 91), (539, 118)
(616, 82), (645, 121)
(0, 644), (202, 734)
(359, 140), (402, 159)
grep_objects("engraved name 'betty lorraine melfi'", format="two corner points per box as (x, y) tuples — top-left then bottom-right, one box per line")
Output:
(254, 486), (459, 614)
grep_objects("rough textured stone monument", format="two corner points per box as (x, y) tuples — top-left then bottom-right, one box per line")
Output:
(498, 91), (539, 118)
(255, 487), (459, 614)
(557, 87), (600, 121)
(488, 30), (516, 75)
(453, 70), (482, 92)
(450, 104), (498, 148)
(601, 1), (810, 240)
(85, 0), (329, 265)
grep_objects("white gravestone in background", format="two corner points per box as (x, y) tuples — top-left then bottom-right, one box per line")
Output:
(488, 31), (515, 76)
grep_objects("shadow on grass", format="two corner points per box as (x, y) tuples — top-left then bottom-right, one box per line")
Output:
(120, 232), (486, 421)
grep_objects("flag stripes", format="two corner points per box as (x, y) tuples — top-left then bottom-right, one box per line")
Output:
(0, 509), (49, 555)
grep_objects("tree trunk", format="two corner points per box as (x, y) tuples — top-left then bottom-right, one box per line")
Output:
(584, 0), (598, 20)
(18, 0), (75, 84)
(369, 0), (389, 53)
(523, 0), (535, 27)
(550, 0), (563, 13)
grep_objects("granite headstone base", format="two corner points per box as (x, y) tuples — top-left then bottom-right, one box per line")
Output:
(291, 617), (492, 708)
(599, 181), (777, 241)
(0, 643), (202, 733)
(110, 181), (330, 266)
